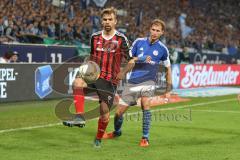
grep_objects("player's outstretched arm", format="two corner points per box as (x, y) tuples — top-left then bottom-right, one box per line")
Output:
(116, 57), (138, 80)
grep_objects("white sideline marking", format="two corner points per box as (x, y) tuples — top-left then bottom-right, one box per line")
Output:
(0, 98), (237, 134)
(181, 109), (240, 114)
(0, 123), (62, 134)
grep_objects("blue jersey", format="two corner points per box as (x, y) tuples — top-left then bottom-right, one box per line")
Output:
(128, 37), (170, 84)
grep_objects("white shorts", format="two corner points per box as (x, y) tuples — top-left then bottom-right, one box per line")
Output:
(118, 80), (156, 106)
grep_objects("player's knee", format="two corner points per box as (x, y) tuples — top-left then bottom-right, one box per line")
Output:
(141, 101), (150, 110)
(115, 104), (129, 119)
(73, 78), (87, 89)
(100, 112), (110, 122)
(141, 97), (151, 110)
(100, 101), (110, 115)
(115, 107), (125, 117)
(115, 111), (122, 118)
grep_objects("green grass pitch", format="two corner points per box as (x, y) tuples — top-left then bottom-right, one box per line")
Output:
(0, 94), (240, 160)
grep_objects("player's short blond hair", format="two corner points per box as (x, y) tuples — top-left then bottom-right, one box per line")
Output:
(151, 19), (166, 32)
(101, 7), (117, 19)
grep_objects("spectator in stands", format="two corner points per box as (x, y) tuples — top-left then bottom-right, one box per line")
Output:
(5, 20), (15, 37)
(228, 41), (238, 55)
(178, 46), (189, 63)
(38, 21), (48, 37)
(73, 26), (83, 42)
(0, 0), (238, 55)
(10, 51), (19, 63)
(0, 51), (13, 63)
(90, 8), (101, 33)
(169, 44), (179, 64)
(0, 17), (4, 36)
(61, 25), (74, 41)
(26, 23), (37, 35)
(32, 21), (40, 35)
(47, 21), (56, 38)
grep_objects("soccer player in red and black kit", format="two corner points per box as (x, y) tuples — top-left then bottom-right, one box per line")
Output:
(65, 7), (131, 148)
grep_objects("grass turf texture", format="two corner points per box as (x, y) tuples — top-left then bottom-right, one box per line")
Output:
(0, 94), (240, 160)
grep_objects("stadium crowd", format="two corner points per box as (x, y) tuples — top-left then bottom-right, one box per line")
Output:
(0, 0), (239, 54)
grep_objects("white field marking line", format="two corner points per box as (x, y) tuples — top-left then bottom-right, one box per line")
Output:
(180, 109), (240, 114)
(0, 98), (236, 134)
(0, 123), (62, 134)
(127, 98), (237, 116)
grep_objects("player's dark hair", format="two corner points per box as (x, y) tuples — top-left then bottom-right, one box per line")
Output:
(4, 51), (13, 59)
(101, 7), (117, 19)
(151, 19), (166, 32)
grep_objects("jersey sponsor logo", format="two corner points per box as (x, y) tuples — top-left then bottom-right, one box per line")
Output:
(108, 95), (112, 103)
(96, 47), (116, 53)
(102, 41), (118, 53)
(96, 47), (104, 51)
(153, 50), (158, 56)
(96, 48), (116, 53)
(138, 53), (144, 57)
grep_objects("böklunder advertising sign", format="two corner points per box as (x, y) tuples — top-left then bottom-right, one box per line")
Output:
(173, 64), (240, 89)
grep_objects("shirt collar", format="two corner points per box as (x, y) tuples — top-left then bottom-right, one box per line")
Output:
(147, 37), (159, 45)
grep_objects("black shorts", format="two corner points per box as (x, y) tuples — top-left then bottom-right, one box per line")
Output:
(83, 78), (117, 108)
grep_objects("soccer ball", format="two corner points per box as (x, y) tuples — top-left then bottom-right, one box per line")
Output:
(79, 61), (100, 84)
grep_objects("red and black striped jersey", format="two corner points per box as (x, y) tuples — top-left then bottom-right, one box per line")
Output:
(90, 30), (130, 85)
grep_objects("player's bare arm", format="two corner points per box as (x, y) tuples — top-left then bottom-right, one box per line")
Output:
(116, 55), (152, 80)
(116, 58), (137, 80)
(165, 66), (172, 98)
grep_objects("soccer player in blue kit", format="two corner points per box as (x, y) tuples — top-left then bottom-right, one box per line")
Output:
(104, 19), (172, 147)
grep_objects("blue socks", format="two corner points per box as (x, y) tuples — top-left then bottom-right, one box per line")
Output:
(114, 114), (123, 135)
(114, 110), (151, 139)
(142, 110), (151, 139)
